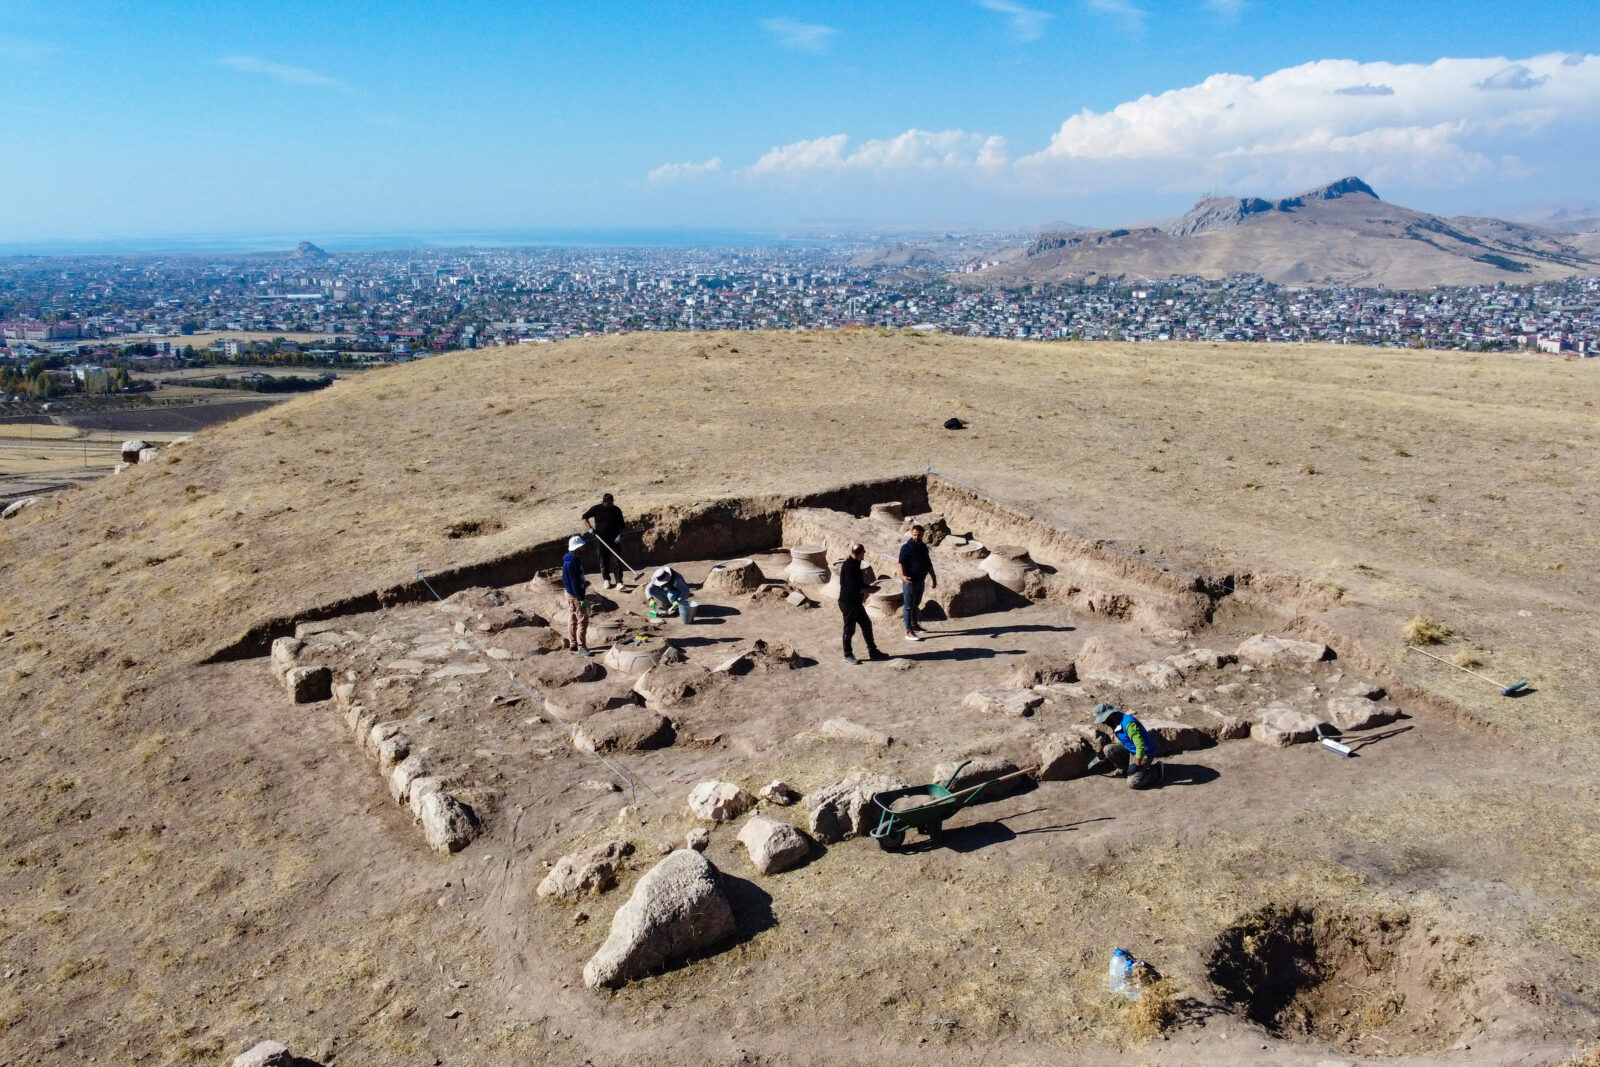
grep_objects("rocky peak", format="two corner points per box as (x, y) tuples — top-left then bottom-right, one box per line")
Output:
(1293, 176), (1379, 203)
(1164, 178), (1381, 238)
(292, 240), (330, 259)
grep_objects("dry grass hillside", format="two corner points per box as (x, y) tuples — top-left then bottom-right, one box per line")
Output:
(1, 330), (1598, 1065)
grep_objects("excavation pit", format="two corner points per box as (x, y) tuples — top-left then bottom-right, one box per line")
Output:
(1205, 903), (1476, 1052)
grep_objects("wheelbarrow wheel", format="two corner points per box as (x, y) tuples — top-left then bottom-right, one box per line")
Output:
(876, 829), (905, 852)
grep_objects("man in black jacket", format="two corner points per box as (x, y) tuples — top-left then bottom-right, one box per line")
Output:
(582, 493), (626, 589)
(838, 542), (886, 665)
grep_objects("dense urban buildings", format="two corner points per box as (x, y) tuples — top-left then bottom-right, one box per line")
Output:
(2, 244), (1596, 400)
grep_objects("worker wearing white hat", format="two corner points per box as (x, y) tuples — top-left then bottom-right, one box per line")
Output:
(562, 535), (591, 655)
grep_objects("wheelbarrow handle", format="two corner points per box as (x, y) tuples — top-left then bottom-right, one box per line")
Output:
(940, 768), (1032, 801)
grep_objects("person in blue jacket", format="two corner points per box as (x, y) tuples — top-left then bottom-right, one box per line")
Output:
(562, 534), (591, 655)
(1093, 703), (1163, 789)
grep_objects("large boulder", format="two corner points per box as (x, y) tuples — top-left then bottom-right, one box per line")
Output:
(633, 664), (713, 709)
(1250, 705), (1324, 747)
(270, 636), (303, 679)
(1164, 648), (1236, 673)
(1133, 661), (1185, 690)
(736, 815), (812, 875)
(702, 558), (765, 596)
(284, 665), (332, 703)
(572, 709), (675, 753)
(687, 781), (755, 823)
(537, 840), (634, 901)
(418, 791), (479, 853)
(932, 755), (1026, 799)
(1139, 717), (1214, 752)
(120, 439), (149, 463)
(805, 772), (910, 843)
(529, 654), (604, 687)
(1236, 634), (1333, 669)
(1032, 729), (1101, 780)
(582, 849), (736, 989)
(1325, 696), (1400, 732)
(961, 688), (1043, 717)
(232, 1041), (293, 1067)
(1, 496), (41, 520)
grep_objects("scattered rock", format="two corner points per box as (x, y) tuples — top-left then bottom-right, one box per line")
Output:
(408, 776), (447, 820)
(119, 439), (149, 463)
(1079, 670), (1155, 694)
(418, 791), (480, 853)
(529, 655), (604, 687)
(815, 717), (892, 746)
(1325, 696), (1400, 732)
(712, 638), (802, 676)
(685, 827), (711, 851)
(389, 754), (429, 804)
(1006, 654), (1078, 689)
(1032, 729), (1100, 780)
(1236, 634), (1333, 668)
(961, 688), (1043, 717)
(1139, 717), (1213, 753)
(1134, 661), (1185, 690)
(377, 733), (412, 774)
(332, 681), (356, 709)
(759, 780), (800, 806)
(537, 840), (634, 901)
(784, 590), (813, 608)
(270, 636), (303, 678)
(687, 781), (755, 823)
(1164, 648), (1236, 673)
(284, 665), (332, 703)
(580, 779), (622, 793)
(1250, 705), (1324, 747)
(571, 709), (675, 753)
(1199, 706), (1252, 741)
(232, 1040), (293, 1067)
(736, 815), (812, 874)
(1212, 681), (1247, 699)
(932, 755), (1027, 798)
(581, 849), (736, 989)
(1341, 681), (1387, 701)
(806, 772), (910, 843)
(1, 496), (40, 520)
(138, 447), (159, 464)
(633, 662), (713, 708)
(489, 626), (568, 657)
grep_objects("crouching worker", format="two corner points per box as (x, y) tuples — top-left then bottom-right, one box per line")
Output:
(645, 566), (696, 623)
(1092, 703), (1163, 789)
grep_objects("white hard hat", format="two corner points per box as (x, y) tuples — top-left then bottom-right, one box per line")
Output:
(568, 535), (585, 551)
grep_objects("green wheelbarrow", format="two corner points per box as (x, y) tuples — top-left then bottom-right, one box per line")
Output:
(868, 760), (1028, 851)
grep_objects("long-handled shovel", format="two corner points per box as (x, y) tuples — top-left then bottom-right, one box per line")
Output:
(590, 533), (644, 582)
(1404, 645), (1529, 696)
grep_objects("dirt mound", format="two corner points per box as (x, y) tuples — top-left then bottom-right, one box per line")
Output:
(1206, 902), (1476, 1052)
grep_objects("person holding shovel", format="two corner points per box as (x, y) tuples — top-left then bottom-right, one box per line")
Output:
(582, 493), (627, 589)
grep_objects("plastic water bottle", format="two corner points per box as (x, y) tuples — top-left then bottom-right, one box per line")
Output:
(1108, 948), (1140, 1000)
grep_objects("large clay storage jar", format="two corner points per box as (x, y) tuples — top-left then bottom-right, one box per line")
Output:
(866, 581), (904, 620)
(784, 546), (830, 587)
(869, 501), (903, 524)
(605, 634), (668, 674)
(981, 544), (1040, 592)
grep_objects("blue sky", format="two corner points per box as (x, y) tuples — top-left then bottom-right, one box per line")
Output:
(2, 1), (1597, 243)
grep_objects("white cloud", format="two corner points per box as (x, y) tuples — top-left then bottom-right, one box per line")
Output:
(1023, 53), (1600, 188)
(1083, 0), (1147, 34)
(745, 130), (1009, 176)
(218, 55), (343, 89)
(647, 157), (724, 183)
(978, 0), (1052, 42)
(760, 17), (838, 54)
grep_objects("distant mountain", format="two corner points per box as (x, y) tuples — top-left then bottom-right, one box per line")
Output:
(970, 178), (1600, 289)
(292, 241), (331, 259)
(1528, 210), (1600, 235)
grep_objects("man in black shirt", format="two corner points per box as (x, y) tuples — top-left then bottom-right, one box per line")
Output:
(898, 524), (938, 641)
(838, 542), (886, 665)
(582, 493), (626, 589)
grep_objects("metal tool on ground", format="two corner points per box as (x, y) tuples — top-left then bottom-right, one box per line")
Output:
(1405, 644), (1529, 696)
(590, 532), (644, 582)
(868, 761), (1029, 851)
(1314, 723), (1354, 757)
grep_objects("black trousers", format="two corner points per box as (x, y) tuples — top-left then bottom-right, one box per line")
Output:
(593, 535), (623, 584)
(842, 604), (877, 655)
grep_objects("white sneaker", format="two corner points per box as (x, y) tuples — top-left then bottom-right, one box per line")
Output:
(904, 632), (921, 642)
